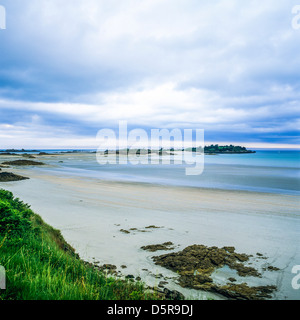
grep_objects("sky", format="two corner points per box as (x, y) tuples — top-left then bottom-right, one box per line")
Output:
(0, 0), (299, 149)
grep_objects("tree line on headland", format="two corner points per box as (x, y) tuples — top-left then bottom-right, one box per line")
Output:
(203, 145), (255, 154)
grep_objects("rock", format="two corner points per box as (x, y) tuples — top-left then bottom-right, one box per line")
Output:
(98, 264), (117, 273)
(145, 225), (161, 229)
(2, 160), (45, 166)
(0, 172), (29, 182)
(163, 288), (185, 300)
(214, 283), (277, 300)
(264, 266), (280, 272)
(223, 246), (235, 253)
(232, 263), (261, 277)
(102, 264), (117, 270)
(152, 244), (278, 300)
(141, 242), (175, 252)
(120, 229), (130, 234)
(125, 274), (135, 279)
(233, 252), (249, 262)
(146, 286), (184, 301)
(179, 274), (212, 288)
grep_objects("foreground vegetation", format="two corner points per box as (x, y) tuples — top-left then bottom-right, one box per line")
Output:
(0, 189), (159, 300)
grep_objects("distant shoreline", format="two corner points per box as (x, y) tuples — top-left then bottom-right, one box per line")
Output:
(0, 149), (256, 155)
(1, 147), (299, 155)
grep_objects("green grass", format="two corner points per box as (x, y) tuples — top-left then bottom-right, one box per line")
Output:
(0, 189), (161, 300)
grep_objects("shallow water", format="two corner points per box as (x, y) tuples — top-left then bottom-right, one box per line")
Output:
(31, 149), (300, 195)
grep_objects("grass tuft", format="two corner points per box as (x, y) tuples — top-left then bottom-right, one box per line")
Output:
(0, 189), (161, 300)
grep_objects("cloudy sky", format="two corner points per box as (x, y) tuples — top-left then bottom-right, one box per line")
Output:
(0, 0), (299, 149)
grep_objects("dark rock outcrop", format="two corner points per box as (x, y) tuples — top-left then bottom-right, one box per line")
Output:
(2, 160), (45, 166)
(0, 172), (29, 182)
(141, 242), (175, 252)
(152, 244), (278, 300)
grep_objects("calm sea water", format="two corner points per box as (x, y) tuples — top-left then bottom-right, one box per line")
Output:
(23, 149), (300, 196)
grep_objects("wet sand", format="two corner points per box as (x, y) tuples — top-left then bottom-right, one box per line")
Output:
(0, 153), (299, 300)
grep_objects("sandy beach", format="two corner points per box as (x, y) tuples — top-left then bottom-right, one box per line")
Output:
(0, 152), (299, 300)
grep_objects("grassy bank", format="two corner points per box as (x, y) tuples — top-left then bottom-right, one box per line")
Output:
(0, 189), (160, 300)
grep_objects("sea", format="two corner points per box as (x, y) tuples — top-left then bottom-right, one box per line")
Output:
(3, 148), (299, 196)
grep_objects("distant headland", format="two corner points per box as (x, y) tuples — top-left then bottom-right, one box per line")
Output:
(204, 145), (255, 154)
(0, 145), (256, 155)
